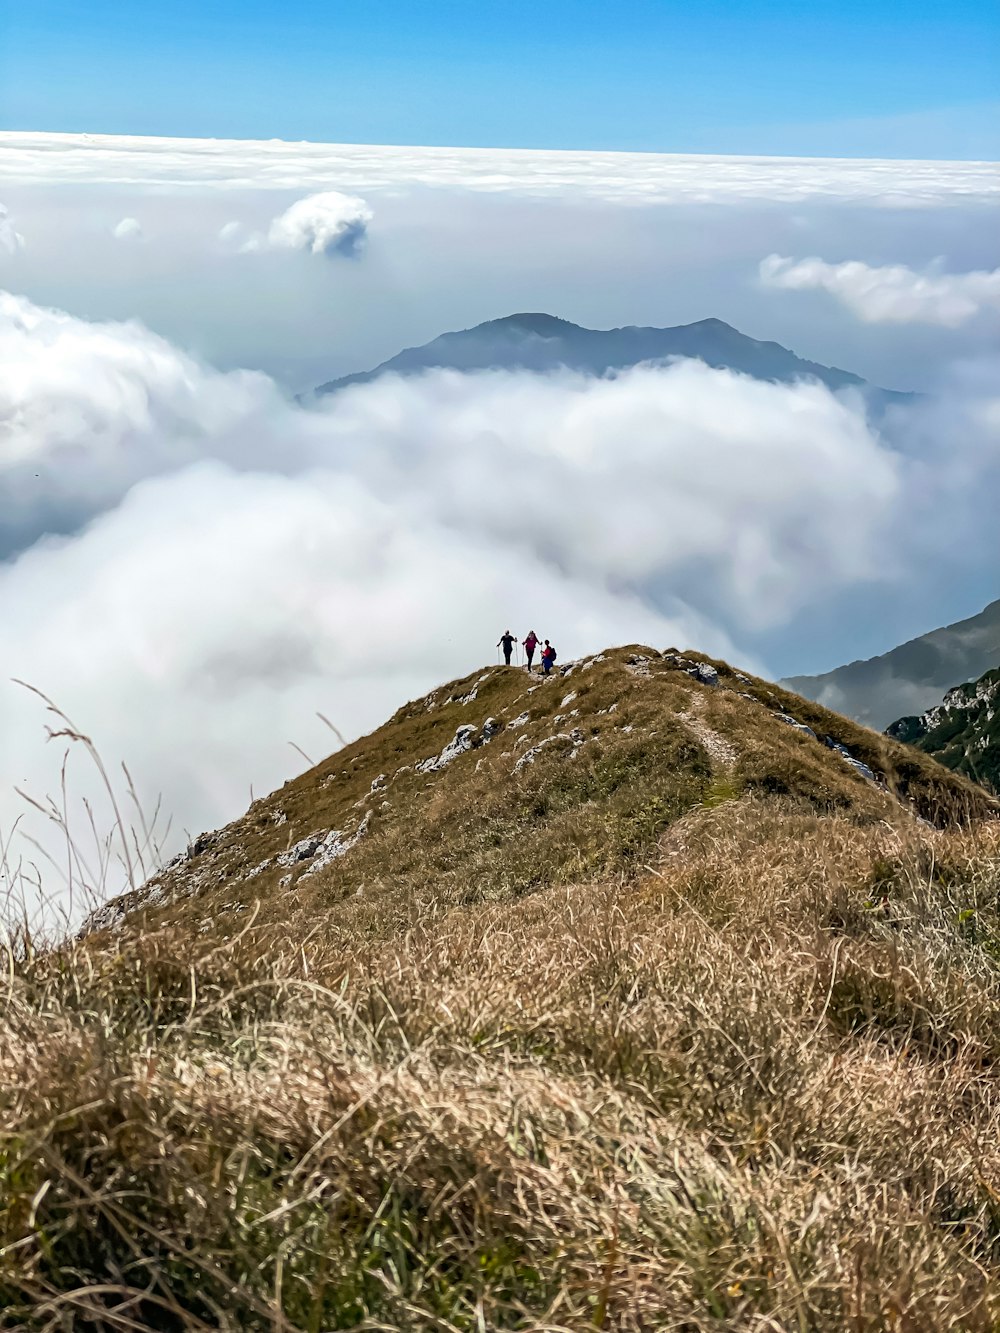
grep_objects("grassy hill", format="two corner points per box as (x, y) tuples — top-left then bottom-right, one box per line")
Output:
(888, 665), (1000, 795)
(5, 646), (1000, 1331)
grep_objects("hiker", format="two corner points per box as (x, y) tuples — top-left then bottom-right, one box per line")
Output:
(497, 630), (516, 666)
(541, 640), (557, 675)
(523, 629), (539, 672)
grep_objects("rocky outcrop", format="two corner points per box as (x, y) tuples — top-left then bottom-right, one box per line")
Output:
(888, 667), (1000, 793)
(416, 718), (501, 774)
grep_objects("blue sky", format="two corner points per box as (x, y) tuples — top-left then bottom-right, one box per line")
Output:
(2, 0), (997, 157)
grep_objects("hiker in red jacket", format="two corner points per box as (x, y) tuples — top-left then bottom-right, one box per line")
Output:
(541, 640), (557, 675)
(523, 630), (539, 672)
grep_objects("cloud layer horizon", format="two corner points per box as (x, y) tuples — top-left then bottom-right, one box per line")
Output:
(2, 286), (998, 929)
(0, 134), (996, 929)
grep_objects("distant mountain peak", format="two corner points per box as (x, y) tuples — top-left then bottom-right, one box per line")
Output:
(480, 312), (580, 335)
(784, 597), (1000, 731)
(686, 316), (737, 331)
(314, 310), (906, 403)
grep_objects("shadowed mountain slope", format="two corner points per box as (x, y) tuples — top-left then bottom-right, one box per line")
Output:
(314, 312), (906, 403)
(889, 663), (1000, 794)
(785, 597), (1000, 731)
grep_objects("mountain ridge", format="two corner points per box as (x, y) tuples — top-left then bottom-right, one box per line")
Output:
(314, 311), (908, 402)
(785, 597), (1000, 731)
(88, 642), (991, 937)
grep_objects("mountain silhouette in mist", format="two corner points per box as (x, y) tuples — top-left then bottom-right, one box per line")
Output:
(785, 598), (1000, 731)
(315, 312), (907, 402)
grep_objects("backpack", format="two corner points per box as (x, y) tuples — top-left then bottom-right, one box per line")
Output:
(548, 646), (557, 662)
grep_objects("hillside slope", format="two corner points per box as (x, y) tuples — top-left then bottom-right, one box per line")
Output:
(89, 645), (991, 937)
(784, 596), (1000, 730)
(314, 312), (906, 404)
(888, 664), (1000, 794)
(7, 646), (1000, 1332)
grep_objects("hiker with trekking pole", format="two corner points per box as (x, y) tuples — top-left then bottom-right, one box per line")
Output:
(523, 630), (539, 672)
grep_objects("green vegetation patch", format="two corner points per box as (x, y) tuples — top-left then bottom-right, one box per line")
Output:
(888, 667), (1000, 796)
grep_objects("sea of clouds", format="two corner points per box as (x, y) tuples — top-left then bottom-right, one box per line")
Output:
(3, 286), (998, 928)
(4, 131), (997, 203)
(0, 133), (997, 928)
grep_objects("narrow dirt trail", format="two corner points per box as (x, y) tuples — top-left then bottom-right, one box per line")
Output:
(678, 688), (738, 772)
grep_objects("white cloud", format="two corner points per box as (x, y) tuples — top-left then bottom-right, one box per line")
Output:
(0, 291), (278, 558)
(112, 216), (143, 241)
(248, 190), (373, 258)
(0, 290), (898, 608)
(0, 131), (996, 206)
(760, 254), (1000, 327)
(218, 219), (243, 244)
(0, 203), (24, 253)
(322, 363), (900, 622)
(2, 289), (997, 928)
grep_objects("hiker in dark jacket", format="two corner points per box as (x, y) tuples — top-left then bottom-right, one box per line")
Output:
(541, 640), (557, 675)
(497, 630), (516, 666)
(523, 630), (539, 672)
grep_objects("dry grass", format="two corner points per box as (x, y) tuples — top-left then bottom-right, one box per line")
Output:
(7, 805), (1000, 1330)
(4, 649), (1000, 1329)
